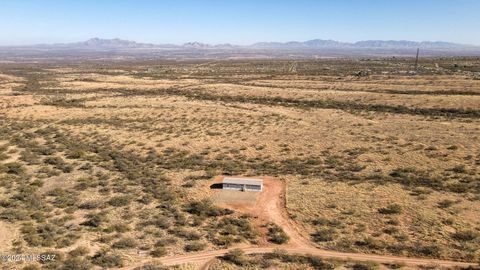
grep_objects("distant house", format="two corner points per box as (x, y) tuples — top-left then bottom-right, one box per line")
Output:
(222, 177), (263, 192)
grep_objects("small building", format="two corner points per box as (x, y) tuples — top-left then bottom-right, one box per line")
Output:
(222, 177), (263, 192)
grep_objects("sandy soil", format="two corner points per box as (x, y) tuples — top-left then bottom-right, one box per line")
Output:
(0, 221), (17, 253)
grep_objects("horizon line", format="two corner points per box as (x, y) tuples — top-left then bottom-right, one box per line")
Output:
(1, 37), (478, 47)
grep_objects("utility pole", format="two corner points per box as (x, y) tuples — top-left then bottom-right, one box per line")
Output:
(414, 48), (420, 71)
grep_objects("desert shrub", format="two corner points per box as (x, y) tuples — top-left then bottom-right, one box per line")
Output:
(44, 156), (61, 165)
(384, 262), (406, 269)
(0, 208), (30, 221)
(74, 177), (99, 191)
(59, 256), (91, 270)
(383, 226), (399, 235)
(80, 213), (107, 227)
(29, 211), (46, 223)
(56, 232), (81, 248)
(79, 162), (92, 170)
(172, 228), (202, 240)
(44, 156), (73, 173)
(150, 246), (167, 257)
(413, 245), (442, 257)
(184, 241), (207, 252)
(388, 168), (443, 189)
(133, 264), (168, 270)
(0, 152), (9, 161)
(107, 195), (131, 207)
(214, 216), (258, 244)
(20, 150), (41, 164)
(447, 145), (459, 150)
(112, 237), (137, 249)
(152, 215), (172, 229)
(378, 204), (402, 215)
(312, 217), (341, 227)
(212, 235), (236, 247)
(107, 223), (130, 233)
(47, 188), (77, 208)
(448, 182), (470, 193)
(66, 149), (85, 159)
(185, 199), (233, 217)
(355, 237), (384, 250)
(174, 212), (188, 226)
(452, 230), (478, 242)
(267, 223), (289, 244)
(38, 166), (61, 177)
(437, 199), (455, 209)
(91, 250), (123, 268)
(33, 146), (55, 156)
(30, 179), (44, 187)
(451, 165), (466, 173)
(312, 228), (337, 242)
(352, 262), (379, 270)
(0, 162), (25, 175)
(96, 235), (116, 244)
(155, 237), (177, 247)
(160, 88), (480, 119)
(61, 164), (74, 173)
(223, 248), (248, 266)
(21, 222), (69, 247)
(78, 200), (102, 209)
(263, 250), (334, 269)
(68, 246), (90, 257)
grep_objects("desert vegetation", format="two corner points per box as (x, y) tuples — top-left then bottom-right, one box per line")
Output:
(0, 58), (479, 269)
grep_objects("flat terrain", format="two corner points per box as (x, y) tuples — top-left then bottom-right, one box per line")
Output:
(211, 190), (258, 206)
(0, 58), (480, 269)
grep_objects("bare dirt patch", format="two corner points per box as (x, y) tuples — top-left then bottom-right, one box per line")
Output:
(0, 221), (17, 253)
(212, 190), (259, 206)
(210, 176), (312, 248)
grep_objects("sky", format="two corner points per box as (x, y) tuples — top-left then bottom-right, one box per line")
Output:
(0, 0), (479, 46)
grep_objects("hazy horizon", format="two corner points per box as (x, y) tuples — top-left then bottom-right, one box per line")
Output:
(1, 0), (479, 46)
(2, 36), (479, 47)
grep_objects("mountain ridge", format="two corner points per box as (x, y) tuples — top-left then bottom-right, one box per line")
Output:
(3, 37), (480, 60)
(22, 37), (478, 49)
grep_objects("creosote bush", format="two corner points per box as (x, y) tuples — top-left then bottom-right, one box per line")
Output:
(378, 203), (402, 215)
(150, 246), (167, 257)
(0, 162), (25, 175)
(185, 199), (233, 217)
(184, 241), (207, 252)
(311, 227), (337, 242)
(266, 223), (289, 244)
(223, 248), (248, 266)
(91, 249), (123, 268)
(112, 237), (137, 249)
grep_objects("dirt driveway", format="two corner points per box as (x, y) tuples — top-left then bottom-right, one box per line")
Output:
(212, 176), (313, 248)
(121, 176), (478, 269)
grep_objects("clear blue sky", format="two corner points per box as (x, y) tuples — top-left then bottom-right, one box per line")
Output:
(1, 0), (479, 45)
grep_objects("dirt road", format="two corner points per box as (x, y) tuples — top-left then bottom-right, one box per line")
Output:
(122, 177), (478, 269)
(158, 247), (477, 268)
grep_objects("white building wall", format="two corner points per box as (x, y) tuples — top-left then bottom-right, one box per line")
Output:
(222, 183), (262, 192)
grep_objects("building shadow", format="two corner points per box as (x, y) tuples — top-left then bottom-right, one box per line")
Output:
(210, 183), (223, 189)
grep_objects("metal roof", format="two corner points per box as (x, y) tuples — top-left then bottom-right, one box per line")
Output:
(222, 177), (263, 186)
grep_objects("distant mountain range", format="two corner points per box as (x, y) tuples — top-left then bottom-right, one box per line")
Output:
(253, 39), (470, 48)
(2, 38), (480, 60)
(28, 37), (475, 49)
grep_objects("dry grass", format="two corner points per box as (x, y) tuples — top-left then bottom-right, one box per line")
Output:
(0, 58), (479, 269)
